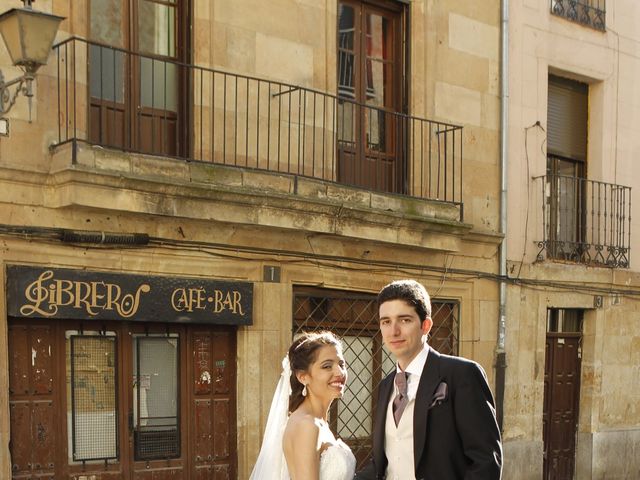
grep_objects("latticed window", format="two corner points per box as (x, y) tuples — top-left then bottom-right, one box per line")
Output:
(293, 287), (459, 470)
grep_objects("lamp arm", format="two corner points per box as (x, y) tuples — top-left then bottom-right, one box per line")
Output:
(0, 70), (34, 115)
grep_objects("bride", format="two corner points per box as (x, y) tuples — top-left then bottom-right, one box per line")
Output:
(250, 331), (356, 480)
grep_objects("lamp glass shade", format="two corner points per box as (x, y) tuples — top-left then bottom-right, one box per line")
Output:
(0, 8), (63, 70)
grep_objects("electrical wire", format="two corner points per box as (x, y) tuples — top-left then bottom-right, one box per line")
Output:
(1, 222), (639, 299)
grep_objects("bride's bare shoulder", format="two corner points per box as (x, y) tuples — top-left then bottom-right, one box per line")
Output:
(284, 410), (322, 442)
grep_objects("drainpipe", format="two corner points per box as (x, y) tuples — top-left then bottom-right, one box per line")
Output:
(495, 0), (509, 432)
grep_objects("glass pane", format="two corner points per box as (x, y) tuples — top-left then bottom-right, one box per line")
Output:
(67, 333), (118, 462)
(557, 175), (579, 242)
(140, 57), (177, 111)
(338, 5), (355, 50)
(138, 0), (176, 57)
(338, 336), (372, 438)
(366, 14), (389, 61)
(338, 5), (355, 100)
(338, 51), (356, 99)
(365, 107), (386, 151)
(365, 59), (386, 106)
(337, 100), (356, 145)
(133, 335), (179, 460)
(90, 45), (125, 103)
(90, 0), (123, 46)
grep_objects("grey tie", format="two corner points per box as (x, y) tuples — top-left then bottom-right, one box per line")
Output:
(393, 371), (409, 426)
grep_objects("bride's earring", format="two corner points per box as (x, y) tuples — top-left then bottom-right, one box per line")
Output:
(302, 383), (308, 397)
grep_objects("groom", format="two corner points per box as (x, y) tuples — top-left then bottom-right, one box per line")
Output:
(355, 280), (502, 480)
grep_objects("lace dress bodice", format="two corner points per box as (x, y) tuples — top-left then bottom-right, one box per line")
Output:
(319, 439), (356, 480)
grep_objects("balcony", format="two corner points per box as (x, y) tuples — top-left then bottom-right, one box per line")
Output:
(52, 37), (463, 221)
(535, 172), (631, 268)
(550, 0), (606, 31)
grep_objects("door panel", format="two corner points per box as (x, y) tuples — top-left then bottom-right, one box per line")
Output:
(194, 399), (212, 461)
(9, 402), (31, 472)
(9, 324), (29, 395)
(31, 326), (55, 395)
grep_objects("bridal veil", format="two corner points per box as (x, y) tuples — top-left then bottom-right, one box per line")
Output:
(249, 356), (291, 480)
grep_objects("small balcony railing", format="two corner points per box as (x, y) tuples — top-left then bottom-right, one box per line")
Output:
(550, 0), (606, 31)
(535, 173), (631, 268)
(53, 37), (463, 217)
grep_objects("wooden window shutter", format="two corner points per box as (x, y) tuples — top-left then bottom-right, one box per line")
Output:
(547, 76), (588, 161)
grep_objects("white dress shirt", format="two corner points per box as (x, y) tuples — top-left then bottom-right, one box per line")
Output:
(384, 343), (429, 480)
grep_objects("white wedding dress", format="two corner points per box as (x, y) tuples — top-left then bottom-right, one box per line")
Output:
(319, 439), (356, 479)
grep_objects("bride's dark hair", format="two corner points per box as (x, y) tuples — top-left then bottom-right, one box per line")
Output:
(288, 331), (342, 413)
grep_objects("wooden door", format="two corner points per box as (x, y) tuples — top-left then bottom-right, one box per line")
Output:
(543, 334), (581, 480)
(8, 321), (58, 480)
(88, 0), (190, 156)
(8, 320), (236, 480)
(190, 328), (237, 479)
(337, 0), (405, 193)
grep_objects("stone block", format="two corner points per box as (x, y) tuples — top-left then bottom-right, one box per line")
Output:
(241, 169), (294, 194)
(94, 149), (131, 173)
(435, 82), (482, 126)
(325, 184), (370, 208)
(601, 334), (632, 365)
(256, 33), (314, 86)
(131, 155), (189, 181)
(190, 162), (244, 187)
(502, 439), (543, 480)
(436, 47), (490, 93)
(448, 13), (499, 61)
(226, 25), (256, 74)
(591, 430), (640, 479)
(295, 177), (328, 200)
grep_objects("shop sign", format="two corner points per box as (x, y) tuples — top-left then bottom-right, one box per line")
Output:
(6, 265), (253, 325)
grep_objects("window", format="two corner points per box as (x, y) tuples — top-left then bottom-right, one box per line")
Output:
(539, 75), (631, 267)
(132, 334), (180, 460)
(545, 76), (588, 261)
(67, 332), (119, 462)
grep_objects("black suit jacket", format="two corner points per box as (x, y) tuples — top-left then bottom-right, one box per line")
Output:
(355, 347), (502, 480)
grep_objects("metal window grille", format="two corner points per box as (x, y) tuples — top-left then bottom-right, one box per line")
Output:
(292, 287), (459, 470)
(133, 335), (180, 461)
(550, 0), (606, 31)
(70, 335), (118, 461)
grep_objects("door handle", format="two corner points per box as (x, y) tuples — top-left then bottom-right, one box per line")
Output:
(128, 411), (134, 432)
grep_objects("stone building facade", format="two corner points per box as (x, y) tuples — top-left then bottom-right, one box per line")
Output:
(504, 1), (640, 479)
(0, 1), (504, 479)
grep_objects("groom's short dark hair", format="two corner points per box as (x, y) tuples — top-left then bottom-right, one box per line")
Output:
(377, 279), (432, 321)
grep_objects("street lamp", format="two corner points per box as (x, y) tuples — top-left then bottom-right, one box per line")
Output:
(0, 0), (63, 115)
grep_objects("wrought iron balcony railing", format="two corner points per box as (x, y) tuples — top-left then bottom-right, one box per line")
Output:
(53, 37), (463, 218)
(550, 0), (606, 31)
(535, 173), (631, 268)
